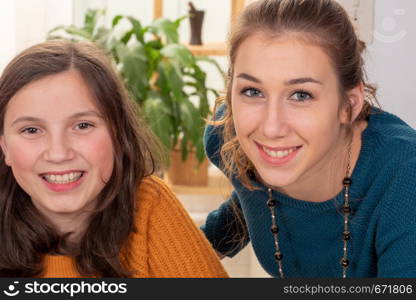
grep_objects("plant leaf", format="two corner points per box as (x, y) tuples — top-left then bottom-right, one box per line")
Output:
(127, 16), (145, 44)
(118, 44), (149, 103)
(161, 44), (194, 68)
(121, 30), (134, 45)
(158, 60), (185, 104)
(173, 15), (189, 28)
(150, 18), (179, 44)
(112, 15), (123, 28)
(143, 95), (174, 151)
(84, 9), (105, 36)
(196, 55), (227, 84)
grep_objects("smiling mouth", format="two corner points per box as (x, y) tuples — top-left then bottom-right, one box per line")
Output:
(261, 145), (302, 159)
(40, 171), (85, 184)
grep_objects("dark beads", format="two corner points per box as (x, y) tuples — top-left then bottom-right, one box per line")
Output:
(341, 258), (349, 267)
(343, 177), (352, 186)
(271, 226), (279, 234)
(274, 252), (283, 261)
(343, 205), (351, 214)
(267, 199), (277, 207)
(343, 231), (351, 240)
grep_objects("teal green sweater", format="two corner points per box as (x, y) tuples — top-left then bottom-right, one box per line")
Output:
(202, 108), (416, 277)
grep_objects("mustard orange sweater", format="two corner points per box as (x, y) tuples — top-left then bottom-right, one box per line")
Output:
(42, 176), (228, 278)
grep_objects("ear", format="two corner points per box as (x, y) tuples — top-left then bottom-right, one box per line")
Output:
(0, 136), (11, 166)
(339, 82), (365, 124)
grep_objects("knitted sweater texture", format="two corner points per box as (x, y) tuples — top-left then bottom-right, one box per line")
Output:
(202, 109), (416, 277)
(42, 176), (228, 278)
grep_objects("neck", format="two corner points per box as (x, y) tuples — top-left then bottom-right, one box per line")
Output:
(278, 121), (367, 202)
(52, 213), (91, 242)
(34, 206), (93, 245)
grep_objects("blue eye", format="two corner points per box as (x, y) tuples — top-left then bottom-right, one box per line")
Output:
(241, 87), (263, 98)
(290, 91), (313, 102)
(75, 122), (94, 130)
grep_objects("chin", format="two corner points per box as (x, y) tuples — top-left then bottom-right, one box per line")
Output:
(48, 205), (84, 215)
(41, 198), (88, 215)
(256, 168), (298, 189)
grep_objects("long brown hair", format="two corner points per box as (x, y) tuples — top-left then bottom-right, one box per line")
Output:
(0, 40), (162, 277)
(214, 0), (378, 189)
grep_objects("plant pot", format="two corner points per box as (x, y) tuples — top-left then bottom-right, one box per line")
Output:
(166, 149), (209, 186)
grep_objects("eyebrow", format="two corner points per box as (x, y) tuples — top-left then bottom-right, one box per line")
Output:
(10, 110), (103, 127)
(236, 73), (323, 85)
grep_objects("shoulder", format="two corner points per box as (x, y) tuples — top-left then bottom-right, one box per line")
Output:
(369, 156), (416, 223)
(129, 175), (187, 246)
(347, 110), (416, 207)
(366, 110), (416, 154)
(135, 175), (195, 223)
(135, 175), (179, 211)
(125, 176), (203, 276)
(383, 156), (416, 196)
(374, 156), (416, 276)
(137, 175), (174, 198)
(361, 110), (416, 172)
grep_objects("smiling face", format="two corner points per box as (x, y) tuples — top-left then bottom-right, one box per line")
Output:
(0, 70), (114, 228)
(231, 33), (352, 198)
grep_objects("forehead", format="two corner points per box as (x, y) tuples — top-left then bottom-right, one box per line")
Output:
(234, 32), (337, 83)
(4, 70), (101, 124)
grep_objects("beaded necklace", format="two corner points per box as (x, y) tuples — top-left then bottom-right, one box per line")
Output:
(266, 144), (353, 278)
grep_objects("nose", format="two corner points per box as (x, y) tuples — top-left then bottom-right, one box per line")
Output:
(43, 133), (75, 163)
(261, 101), (290, 139)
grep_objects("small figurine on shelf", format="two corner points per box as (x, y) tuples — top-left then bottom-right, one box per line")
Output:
(188, 2), (204, 45)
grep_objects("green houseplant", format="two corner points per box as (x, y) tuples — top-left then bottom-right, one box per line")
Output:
(48, 9), (224, 167)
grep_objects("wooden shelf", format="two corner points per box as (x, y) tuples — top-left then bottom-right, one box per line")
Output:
(165, 170), (233, 196)
(187, 42), (227, 56)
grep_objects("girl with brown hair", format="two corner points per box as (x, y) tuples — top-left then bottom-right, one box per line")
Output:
(202, 0), (416, 277)
(0, 40), (227, 278)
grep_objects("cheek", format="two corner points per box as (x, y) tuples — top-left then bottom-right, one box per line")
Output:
(232, 99), (259, 137)
(4, 139), (40, 172)
(81, 133), (114, 179)
(232, 108), (249, 142)
(295, 108), (341, 146)
(231, 91), (246, 131)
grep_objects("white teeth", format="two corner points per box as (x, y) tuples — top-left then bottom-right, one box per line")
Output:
(43, 172), (83, 184)
(262, 146), (297, 158)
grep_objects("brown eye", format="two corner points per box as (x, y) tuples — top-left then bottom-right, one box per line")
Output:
(75, 122), (94, 130)
(22, 127), (39, 134)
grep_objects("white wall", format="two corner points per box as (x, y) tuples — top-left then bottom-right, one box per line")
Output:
(0, 0), (73, 73)
(15, 0), (73, 52)
(0, 0), (16, 72)
(366, 0), (416, 128)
